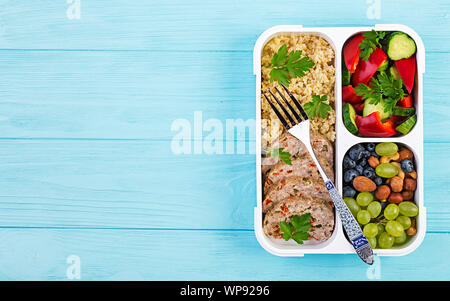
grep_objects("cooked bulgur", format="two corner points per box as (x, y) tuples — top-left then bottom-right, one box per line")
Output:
(261, 34), (336, 148)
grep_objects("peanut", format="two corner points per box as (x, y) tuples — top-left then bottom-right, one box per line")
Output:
(388, 192), (403, 204)
(375, 185), (391, 200)
(401, 190), (414, 201)
(353, 176), (376, 192)
(404, 178), (417, 191)
(389, 176), (404, 192)
(380, 152), (400, 164)
(397, 148), (414, 162)
(368, 156), (380, 168)
(406, 226), (417, 236)
(406, 170), (417, 179)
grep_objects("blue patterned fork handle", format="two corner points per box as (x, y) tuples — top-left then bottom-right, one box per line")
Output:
(324, 180), (374, 265)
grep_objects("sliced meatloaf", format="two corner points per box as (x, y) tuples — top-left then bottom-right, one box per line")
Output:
(262, 132), (333, 174)
(263, 155), (333, 195)
(262, 176), (333, 213)
(263, 197), (335, 242)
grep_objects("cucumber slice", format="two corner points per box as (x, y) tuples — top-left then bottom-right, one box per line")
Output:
(342, 61), (350, 86)
(396, 114), (417, 135)
(363, 98), (391, 121)
(387, 32), (416, 61)
(389, 65), (401, 80)
(392, 106), (415, 117)
(377, 59), (389, 72)
(343, 103), (358, 134)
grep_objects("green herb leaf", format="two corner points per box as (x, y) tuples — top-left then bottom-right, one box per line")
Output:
(303, 95), (331, 119)
(359, 30), (386, 61)
(279, 221), (293, 241)
(268, 147), (292, 165)
(279, 213), (312, 245)
(269, 44), (315, 86)
(291, 213), (312, 233)
(355, 73), (404, 113)
(292, 232), (310, 244)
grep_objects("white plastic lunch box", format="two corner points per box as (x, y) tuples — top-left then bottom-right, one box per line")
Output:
(253, 25), (425, 257)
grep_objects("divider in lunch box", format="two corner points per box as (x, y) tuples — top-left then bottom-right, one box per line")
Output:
(254, 25), (425, 257)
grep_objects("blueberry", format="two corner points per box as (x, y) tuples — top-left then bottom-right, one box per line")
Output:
(343, 186), (357, 198)
(365, 143), (376, 152)
(355, 165), (363, 175)
(343, 156), (356, 170)
(362, 150), (371, 158)
(344, 169), (359, 183)
(348, 144), (365, 161)
(358, 158), (367, 167)
(363, 167), (375, 179)
(401, 159), (414, 173)
(374, 176), (383, 186)
(380, 201), (388, 211)
(370, 151), (380, 159)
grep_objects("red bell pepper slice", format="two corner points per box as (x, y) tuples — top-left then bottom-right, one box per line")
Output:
(398, 94), (413, 108)
(386, 114), (405, 126)
(355, 112), (397, 137)
(342, 85), (363, 104)
(352, 47), (388, 86)
(343, 34), (364, 72)
(352, 102), (365, 114)
(394, 55), (416, 94)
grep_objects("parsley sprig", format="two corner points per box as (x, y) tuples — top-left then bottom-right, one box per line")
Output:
(279, 213), (312, 244)
(303, 95), (331, 119)
(268, 147), (292, 165)
(359, 30), (386, 61)
(354, 72), (404, 113)
(269, 44), (315, 86)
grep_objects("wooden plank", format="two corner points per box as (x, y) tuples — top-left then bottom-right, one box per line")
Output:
(0, 50), (447, 141)
(0, 0), (449, 52)
(0, 139), (446, 231)
(0, 228), (447, 280)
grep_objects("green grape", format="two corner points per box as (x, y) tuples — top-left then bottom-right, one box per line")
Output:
(399, 201), (419, 217)
(356, 192), (373, 207)
(375, 142), (398, 156)
(363, 223), (378, 238)
(344, 197), (360, 217)
(384, 204), (400, 220)
(375, 163), (399, 178)
(385, 221), (404, 237)
(367, 201), (382, 218)
(377, 224), (385, 237)
(378, 232), (395, 249)
(396, 215), (412, 230)
(394, 231), (407, 245)
(368, 236), (377, 248)
(357, 210), (371, 225)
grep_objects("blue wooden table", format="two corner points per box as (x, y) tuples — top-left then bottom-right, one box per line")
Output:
(0, 0), (449, 280)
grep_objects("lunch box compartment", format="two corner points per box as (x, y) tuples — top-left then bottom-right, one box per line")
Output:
(341, 142), (424, 251)
(341, 31), (422, 137)
(254, 25), (425, 257)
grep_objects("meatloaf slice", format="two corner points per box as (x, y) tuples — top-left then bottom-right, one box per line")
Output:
(263, 197), (335, 242)
(263, 156), (333, 195)
(262, 176), (333, 213)
(262, 132), (333, 174)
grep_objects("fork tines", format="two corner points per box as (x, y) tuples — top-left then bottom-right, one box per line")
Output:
(263, 84), (309, 130)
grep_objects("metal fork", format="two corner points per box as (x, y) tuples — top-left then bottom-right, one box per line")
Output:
(263, 84), (374, 265)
